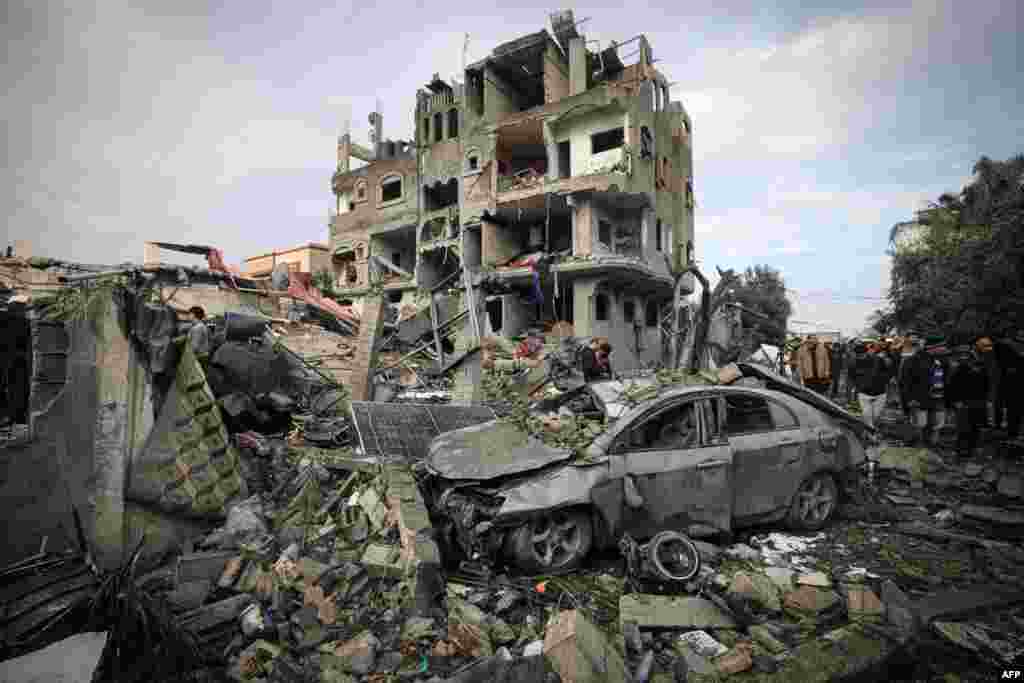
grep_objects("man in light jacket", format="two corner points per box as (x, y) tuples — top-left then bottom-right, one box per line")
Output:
(797, 335), (832, 395)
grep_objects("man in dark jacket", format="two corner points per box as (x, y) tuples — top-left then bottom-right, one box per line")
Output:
(828, 340), (845, 400)
(853, 339), (894, 428)
(948, 342), (990, 459)
(899, 336), (951, 447)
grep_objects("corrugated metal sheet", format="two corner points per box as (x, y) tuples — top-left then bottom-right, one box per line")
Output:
(349, 401), (496, 463)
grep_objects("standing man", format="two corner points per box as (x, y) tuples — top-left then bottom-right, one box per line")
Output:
(853, 339), (894, 428)
(948, 341), (990, 459)
(900, 336), (950, 447)
(187, 306), (211, 366)
(797, 334), (832, 395)
(828, 339), (845, 400)
(995, 332), (1023, 440)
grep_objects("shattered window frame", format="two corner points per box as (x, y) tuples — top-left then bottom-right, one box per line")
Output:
(380, 175), (403, 203)
(723, 393), (776, 436)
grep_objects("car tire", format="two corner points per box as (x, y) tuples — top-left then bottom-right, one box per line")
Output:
(787, 472), (839, 531)
(505, 508), (593, 574)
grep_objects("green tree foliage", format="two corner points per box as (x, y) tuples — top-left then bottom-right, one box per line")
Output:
(888, 154), (1024, 339)
(726, 265), (793, 355)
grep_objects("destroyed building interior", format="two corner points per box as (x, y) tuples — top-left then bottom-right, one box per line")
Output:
(2, 9), (1024, 683)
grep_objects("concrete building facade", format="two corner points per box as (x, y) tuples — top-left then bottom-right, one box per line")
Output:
(242, 242), (331, 279)
(331, 11), (697, 397)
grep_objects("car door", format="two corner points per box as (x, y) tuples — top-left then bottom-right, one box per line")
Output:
(611, 396), (733, 539)
(725, 392), (805, 519)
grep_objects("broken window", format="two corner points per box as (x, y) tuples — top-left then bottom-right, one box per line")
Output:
(628, 401), (700, 451)
(387, 291), (402, 303)
(447, 108), (459, 139)
(645, 301), (659, 327)
(594, 292), (609, 321)
(598, 220), (612, 247)
(623, 300), (635, 323)
(468, 155), (478, 171)
(724, 394), (773, 435)
(381, 176), (402, 202)
(486, 298), (503, 334)
(391, 252), (401, 268)
(655, 219), (663, 252)
(591, 127), (624, 155)
(557, 141), (571, 178)
(423, 117), (431, 143)
(424, 179), (458, 211)
(640, 126), (653, 159)
(433, 112), (443, 143)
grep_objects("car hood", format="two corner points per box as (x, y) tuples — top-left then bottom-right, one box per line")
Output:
(426, 419), (574, 481)
(736, 362), (877, 439)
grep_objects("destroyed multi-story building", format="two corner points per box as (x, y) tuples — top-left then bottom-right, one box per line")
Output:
(329, 10), (697, 399)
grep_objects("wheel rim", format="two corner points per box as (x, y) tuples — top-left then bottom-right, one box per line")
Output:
(651, 534), (700, 581)
(530, 512), (583, 568)
(795, 475), (835, 524)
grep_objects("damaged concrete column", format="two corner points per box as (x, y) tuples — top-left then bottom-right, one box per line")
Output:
(350, 294), (386, 401)
(569, 37), (587, 96)
(90, 295), (133, 569)
(337, 134), (351, 174)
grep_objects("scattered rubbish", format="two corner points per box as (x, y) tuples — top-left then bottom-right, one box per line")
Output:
(932, 509), (957, 526)
(679, 630), (728, 658)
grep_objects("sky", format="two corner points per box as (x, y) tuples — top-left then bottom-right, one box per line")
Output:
(3, 0), (1022, 336)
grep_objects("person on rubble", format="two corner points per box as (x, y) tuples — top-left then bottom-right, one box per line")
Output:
(900, 335), (950, 447)
(187, 306), (211, 365)
(948, 341), (990, 459)
(797, 334), (832, 395)
(852, 339), (894, 428)
(579, 337), (612, 382)
(995, 331), (1023, 440)
(827, 339), (844, 400)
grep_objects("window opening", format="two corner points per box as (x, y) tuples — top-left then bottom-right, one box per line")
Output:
(387, 291), (403, 303)
(623, 300), (635, 323)
(391, 252), (401, 268)
(348, 202), (355, 212)
(557, 141), (571, 178)
(640, 126), (653, 159)
(486, 298), (503, 334)
(595, 292), (609, 321)
(629, 402), (700, 450)
(598, 220), (612, 247)
(387, 141), (396, 157)
(433, 112), (443, 143)
(591, 127), (625, 154)
(468, 155), (479, 171)
(447, 108), (459, 139)
(382, 177), (402, 202)
(423, 117), (430, 142)
(725, 394), (773, 435)
(655, 219), (663, 252)
(645, 301), (659, 327)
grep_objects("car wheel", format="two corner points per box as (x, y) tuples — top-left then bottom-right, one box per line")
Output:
(505, 508), (593, 574)
(787, 472), (838, 531)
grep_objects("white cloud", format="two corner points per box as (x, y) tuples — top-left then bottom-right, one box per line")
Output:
(670, 4), (955, 163)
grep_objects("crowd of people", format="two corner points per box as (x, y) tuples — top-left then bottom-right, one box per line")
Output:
(782, 331), (1024, 458)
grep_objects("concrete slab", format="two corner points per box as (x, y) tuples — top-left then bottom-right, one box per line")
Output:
(619, 595), (737, 629)
(0, 632), (107, 683)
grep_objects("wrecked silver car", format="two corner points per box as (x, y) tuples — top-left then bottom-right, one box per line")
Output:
(420, 364), (873, 574)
